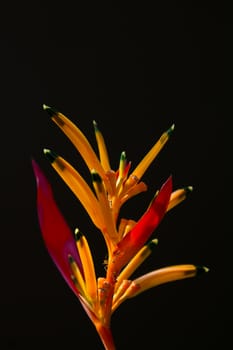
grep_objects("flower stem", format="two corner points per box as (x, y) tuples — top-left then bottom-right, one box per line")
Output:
(96, 322), (116, 350)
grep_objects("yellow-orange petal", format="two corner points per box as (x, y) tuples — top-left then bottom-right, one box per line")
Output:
(93, 120), (111, 172)
(43, 105), (105, 178)
(167, 186), (193, 211)
(118, 264), (209, 302)
(68, 255), (86, 298)
(43, 149), (102, 229)
(126, 124), (175, 183)
(112, 279), (132, 310)
(91, 170), (118, 244)
(115, 238), (158, 288)
(75, 229), (97, 308)
(119, 181), (148, 205)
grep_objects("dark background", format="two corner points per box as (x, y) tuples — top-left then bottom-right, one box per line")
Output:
(0, 1), (225, 349)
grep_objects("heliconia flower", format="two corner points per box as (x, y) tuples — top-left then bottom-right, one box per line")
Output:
(32, 105), (209, 350)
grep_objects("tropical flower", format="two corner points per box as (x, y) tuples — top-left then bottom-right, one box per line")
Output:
(32, 105), (208, 350)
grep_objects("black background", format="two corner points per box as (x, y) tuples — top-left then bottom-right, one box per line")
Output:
(0, 1), (225, 349)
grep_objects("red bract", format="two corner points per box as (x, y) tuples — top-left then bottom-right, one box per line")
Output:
(110, 176), (173, 274)
(32, 159), (82, 296)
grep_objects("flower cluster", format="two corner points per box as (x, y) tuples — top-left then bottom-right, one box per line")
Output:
(32, 105), (208, 349)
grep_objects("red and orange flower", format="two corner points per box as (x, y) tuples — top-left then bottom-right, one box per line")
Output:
(32, 105), (208, 350)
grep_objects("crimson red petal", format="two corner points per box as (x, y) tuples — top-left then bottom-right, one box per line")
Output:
(113, 176), (172, 273)
(32, 159), (82, 296)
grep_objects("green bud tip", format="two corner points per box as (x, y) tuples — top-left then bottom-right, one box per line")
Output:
(120, 151), (126, 161)
(184, 186), (193, 194)
(147, 238), (159, 250)
(93, 120), (99, 132)
(196, 265), (209, 275)
(43, 104), (59, 117)
(43, 148), (58, 163)
(70, 275), (77, 283)
(68, 254), (75, 264)
(167, 123), (175, 136)
(74, 228), (83, 241)
(91, 170), (102, 183)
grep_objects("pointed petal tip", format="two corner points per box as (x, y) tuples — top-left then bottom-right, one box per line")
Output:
(31, 157), (43, 177)
(91, 170), (102, 183)
(196, 265), (209, 275)
(167, 123), (175, 136)
(43, 104), (59, 117)
(74, 228), (83, 241)
(31, 157), (37, 169)
(165, 174), (173, 188)
(120, 151), (126, 159)
(31, 157), (53, 195)
(68, 254), (74, 263)
(31, 158), (40, 179)
(185, 186), (193, 194)
(42, 104), (50, 110)
(147, 238), (159, 250)
(43, 148), (58, 163)
(93, 120), (98, 130)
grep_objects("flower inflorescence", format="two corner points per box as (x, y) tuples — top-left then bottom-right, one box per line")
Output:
(32, 105), (208, 350)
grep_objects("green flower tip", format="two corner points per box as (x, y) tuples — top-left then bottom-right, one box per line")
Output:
(91, 170), (102, 183)
(184, 186), (193, 194)
(120, 151), (126, 161)
(147, 238), (159, 250)
(93, 120), (99, 131)
(43, 104), (59, 117)
(68, 254), (75, 264)
(196, 265), (209, 275)
(167, 123), (175, 136)
(70, 275), (77, 283)
(74, 228), (83, 241)
(43, 148), (58, 163)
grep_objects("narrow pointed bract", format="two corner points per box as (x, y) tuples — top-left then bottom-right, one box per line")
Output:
(108, 176), (172, 277)
(32, 106), (208, 350)
(31, 159), (82, 297)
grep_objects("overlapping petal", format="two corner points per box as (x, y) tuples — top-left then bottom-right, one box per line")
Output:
(43, 104), (106, 178)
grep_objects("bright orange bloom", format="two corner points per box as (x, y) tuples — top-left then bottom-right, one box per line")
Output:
(32, 105), (208, 349)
